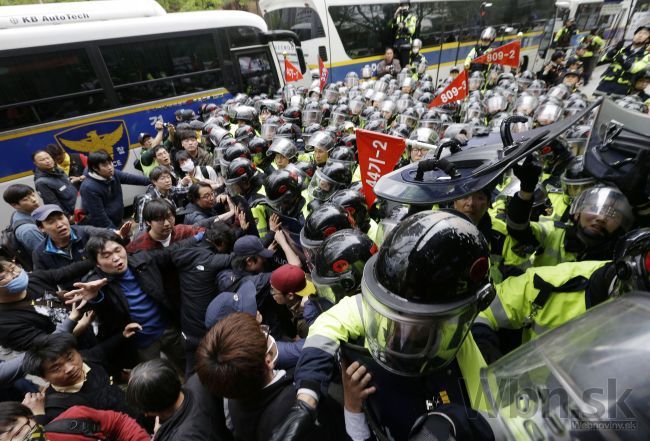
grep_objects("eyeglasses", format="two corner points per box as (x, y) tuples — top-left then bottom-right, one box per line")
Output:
(200, 192), (216, 200)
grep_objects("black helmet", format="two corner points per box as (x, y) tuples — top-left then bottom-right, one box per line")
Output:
(305, 130), (335, 153)
(225, 157), (257, 186)
(179, 109), (197, 121)
(340, 134), (357, 151)
(361, 210), (494, 375)
(282, 107), (302, 125)
(267, 137), (298, 160)
(312, 229), (378, 303)
(613, 228), (650, 295)
(308, 160), (353, 202)
(220, 143), (250, 175)
(276, 123), (302, 142)
(189, 119), (205, 131)
(263, 168), (302, 214)
(364, 119), (386, 133)
(329, 146), (357, 174)
(235, 125), (255, 145)
(389, 123), (411, 139)
(248, 137), (269, 155)
(330, 189), (369, 230)
(303, 123), (324, 144)
(301, 203), (356, 266)
(234, 105), (257, 123)
(289, 161), (317, 189)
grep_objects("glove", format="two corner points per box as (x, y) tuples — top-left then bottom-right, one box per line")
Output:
(269, 400), (316, 441)
(615, 149), (650, 206)
(512, 157), (542, 193)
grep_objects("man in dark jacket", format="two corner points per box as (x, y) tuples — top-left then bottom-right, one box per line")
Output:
(80, 150), (150, 228)
(127, 358), (229, 441)
(44, 143), (87, 188)
(0, 258), (95, 352)
(32, 150), (78, 217)
(196, 313), (343, 441)
(30, 205), (128, 288)
(69, 231), (186, 371)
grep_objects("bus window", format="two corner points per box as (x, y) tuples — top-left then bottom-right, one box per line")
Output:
(264, 7), (326, 41)
(236, 50), (279, 96)
(328, 4), (395, 59)
(100, 34), (223, 105)
(0, 49), (109, 131)
(226, 26), (265, 48)
(575, 3), (602, 31)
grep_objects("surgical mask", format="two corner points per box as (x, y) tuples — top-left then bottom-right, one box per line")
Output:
(645, 85), (650, 95)
(0, 269), (28, 294)
(180, 160), (194, 172)
(413, 47), (420, 54)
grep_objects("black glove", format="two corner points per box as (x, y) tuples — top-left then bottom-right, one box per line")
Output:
(269, 400), (316, 441)
(512, 157), (542, 193)
(615, 149), (650, 206)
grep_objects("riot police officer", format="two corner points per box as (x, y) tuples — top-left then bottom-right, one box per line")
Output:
(465, 27), (497, 74)
(392, 0), (418, 68)
(597, 26), (650, 96)
(270, 211), (495, 441)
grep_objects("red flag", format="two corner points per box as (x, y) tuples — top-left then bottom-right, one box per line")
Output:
(318, 56), (329, 92)
(356, 129), (407, 207)
(284, 57), (303, 83)
(472, 40), (521, 68)
(429, 69), (468, 108)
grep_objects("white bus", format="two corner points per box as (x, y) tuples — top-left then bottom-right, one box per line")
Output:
(0, 0), (310, 226)
(259, 0), (558, 84)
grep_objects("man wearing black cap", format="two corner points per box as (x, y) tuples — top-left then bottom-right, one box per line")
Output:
(597, 26), (650, 96)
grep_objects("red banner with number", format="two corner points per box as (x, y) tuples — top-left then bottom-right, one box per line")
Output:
(429, 69), (468, 108)
(318, 56), (329, 92)
(356, 129), (407, 207)
(472, 40), (521, 68)
(284, 57), (303, 83)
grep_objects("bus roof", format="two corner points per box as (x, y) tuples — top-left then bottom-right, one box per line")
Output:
(259, 0), (474, 12)
(0, 10), (268, 51)
(0, 0), (166, 29)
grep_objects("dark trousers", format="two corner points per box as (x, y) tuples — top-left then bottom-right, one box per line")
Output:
(135, 326), (186, 374)
(395, 38), (411, 69)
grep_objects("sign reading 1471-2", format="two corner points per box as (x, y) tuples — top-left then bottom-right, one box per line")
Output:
(54, 120), (131, 169)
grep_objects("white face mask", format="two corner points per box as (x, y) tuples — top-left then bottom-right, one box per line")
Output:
(645, 85), (650, 96)
(180, 159), (194, 172)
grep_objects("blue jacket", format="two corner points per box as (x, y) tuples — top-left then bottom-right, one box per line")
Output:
(33, 168), (78, 215)
(80, 170), (150, 228)
(32, 226), (106, 289)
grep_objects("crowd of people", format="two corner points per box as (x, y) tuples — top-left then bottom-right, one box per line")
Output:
(1, 18), (650, 441)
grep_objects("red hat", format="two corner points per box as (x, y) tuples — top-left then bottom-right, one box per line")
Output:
(270, 264), (316, 297)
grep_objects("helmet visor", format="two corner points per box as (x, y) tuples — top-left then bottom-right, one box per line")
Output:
(398, 114), (418, 129)
(469, 76), (484, 91)
(302, 109), (322, 126)
(308, 169), (339, 202)
(535, 103), (563, 126)
(515, 95), (538, 115)
(361, 275), (477, 376)
(349, 99), (364, 115)
(571, 187), (635, 234)
(345, 76), (359, 89)
(325, 89), (339, 104)
(311, 271), (356, 304)
(486, 96), (507, 114)
(261, 123), (278, 141)
(331, 112), (347, 127)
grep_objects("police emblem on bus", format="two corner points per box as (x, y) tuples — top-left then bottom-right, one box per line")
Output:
(54, 120), (131, 170)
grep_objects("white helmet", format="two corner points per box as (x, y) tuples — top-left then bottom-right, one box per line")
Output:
(412, 38), (423, 52)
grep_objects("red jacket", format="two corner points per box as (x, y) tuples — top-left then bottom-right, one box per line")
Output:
(127, 224), (204, 252)
(45, 406), (150, 441)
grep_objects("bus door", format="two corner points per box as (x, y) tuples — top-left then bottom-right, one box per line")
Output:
(265, 30), (311, 89)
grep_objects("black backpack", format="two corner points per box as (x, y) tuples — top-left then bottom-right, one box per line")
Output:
(0, 213), (34, 270)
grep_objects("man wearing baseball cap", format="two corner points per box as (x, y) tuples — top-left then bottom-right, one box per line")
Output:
(270, 264), (333, 339)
